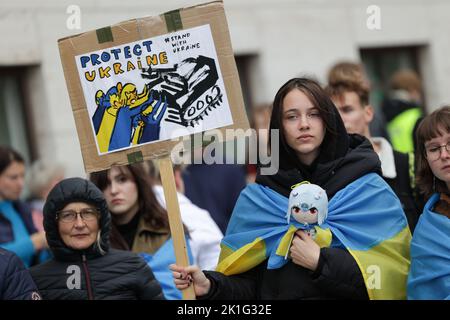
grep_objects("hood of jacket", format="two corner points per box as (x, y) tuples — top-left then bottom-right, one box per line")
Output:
(257, 98), (381, 199)
(43, 178), (111, 262)
(382, 98), (421, 123)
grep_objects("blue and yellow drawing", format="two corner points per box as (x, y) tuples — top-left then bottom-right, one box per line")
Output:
(92, 82), (167, 153)
(130, 92), (168, 146)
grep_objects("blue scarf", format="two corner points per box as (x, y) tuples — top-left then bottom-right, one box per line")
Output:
(407, 193), (450, 300)
(140, 236), (193, 300)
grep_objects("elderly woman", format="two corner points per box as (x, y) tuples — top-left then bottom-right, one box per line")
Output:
(29, 177), (164, 300)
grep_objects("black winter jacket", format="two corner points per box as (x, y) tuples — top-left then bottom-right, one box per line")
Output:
(30, 178), (164, 300)
(203, 247), (367, 300)
(0, 248), (41, 300)
(30, 248), (163, 300)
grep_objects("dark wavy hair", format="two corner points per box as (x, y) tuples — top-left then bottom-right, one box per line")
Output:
(0, 145), (24, 175)
(415, 106), (450, 199)
(269, 77), (347, 168)
(90, 163), (169, 230)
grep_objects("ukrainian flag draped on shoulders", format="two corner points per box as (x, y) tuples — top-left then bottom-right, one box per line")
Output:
(140, 236), (193, 300)
(216, 173), (411, 300)
(407, 194), (450, 300)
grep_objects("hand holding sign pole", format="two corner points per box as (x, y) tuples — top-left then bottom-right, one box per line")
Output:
(159, 155), (196, 300)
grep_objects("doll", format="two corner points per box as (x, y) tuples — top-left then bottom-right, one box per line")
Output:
(286, 182), (328, 239)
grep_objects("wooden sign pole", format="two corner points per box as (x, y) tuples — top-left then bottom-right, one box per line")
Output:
(158, 154), (196, 300)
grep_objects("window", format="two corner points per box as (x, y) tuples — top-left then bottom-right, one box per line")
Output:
(360, 46), (422, 111)
(360, 46), (424, 139)
(235, 54), (257, 117)
(0, 67), (34, 164)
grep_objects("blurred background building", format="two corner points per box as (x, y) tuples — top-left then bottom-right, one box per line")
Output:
(1, 0), (450, 177)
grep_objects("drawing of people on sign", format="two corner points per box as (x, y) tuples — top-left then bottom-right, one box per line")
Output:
(92, 82), (167, 152)
(76, 24), (233, 155)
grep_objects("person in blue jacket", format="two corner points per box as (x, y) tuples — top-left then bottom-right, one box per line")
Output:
(0, 247), (41, 300)
(0, 146), (48, 267)
(407, 106), (450, 300)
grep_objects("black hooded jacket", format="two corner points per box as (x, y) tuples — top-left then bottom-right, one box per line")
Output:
(202, 86), (383, 300)
(382, 98), (420, 123)
(29, 178), (164, 300)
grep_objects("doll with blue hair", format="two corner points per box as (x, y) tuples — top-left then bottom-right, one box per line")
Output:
(280, 181), (329, 263)
(286, 182), (328, 238)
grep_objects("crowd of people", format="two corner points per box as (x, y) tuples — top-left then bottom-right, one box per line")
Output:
(0, 63), (449, 300)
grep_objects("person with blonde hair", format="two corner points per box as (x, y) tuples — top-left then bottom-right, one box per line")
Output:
(382, 69), (424, 153)
(327, 61), (389, 140)
(328, 62), (370, 91)
(326, 62), (422, 231)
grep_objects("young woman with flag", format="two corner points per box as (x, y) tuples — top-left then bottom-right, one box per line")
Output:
(171, 77), (411, 300)
(407, 106), (450, 300)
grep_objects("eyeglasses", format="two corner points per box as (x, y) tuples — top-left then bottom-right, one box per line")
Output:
(56, 208), (99, 223)
(425, 142), (450, 161)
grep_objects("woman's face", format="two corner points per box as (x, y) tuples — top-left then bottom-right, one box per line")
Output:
(58, 202), (99, 251)
(425, 128), (450, 189)
(282, 89), (326, 165)
(0, 161), (25, 201)
(103, 166), (139, 225)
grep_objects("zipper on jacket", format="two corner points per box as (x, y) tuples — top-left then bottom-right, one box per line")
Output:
(81, 254), (94, 300)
